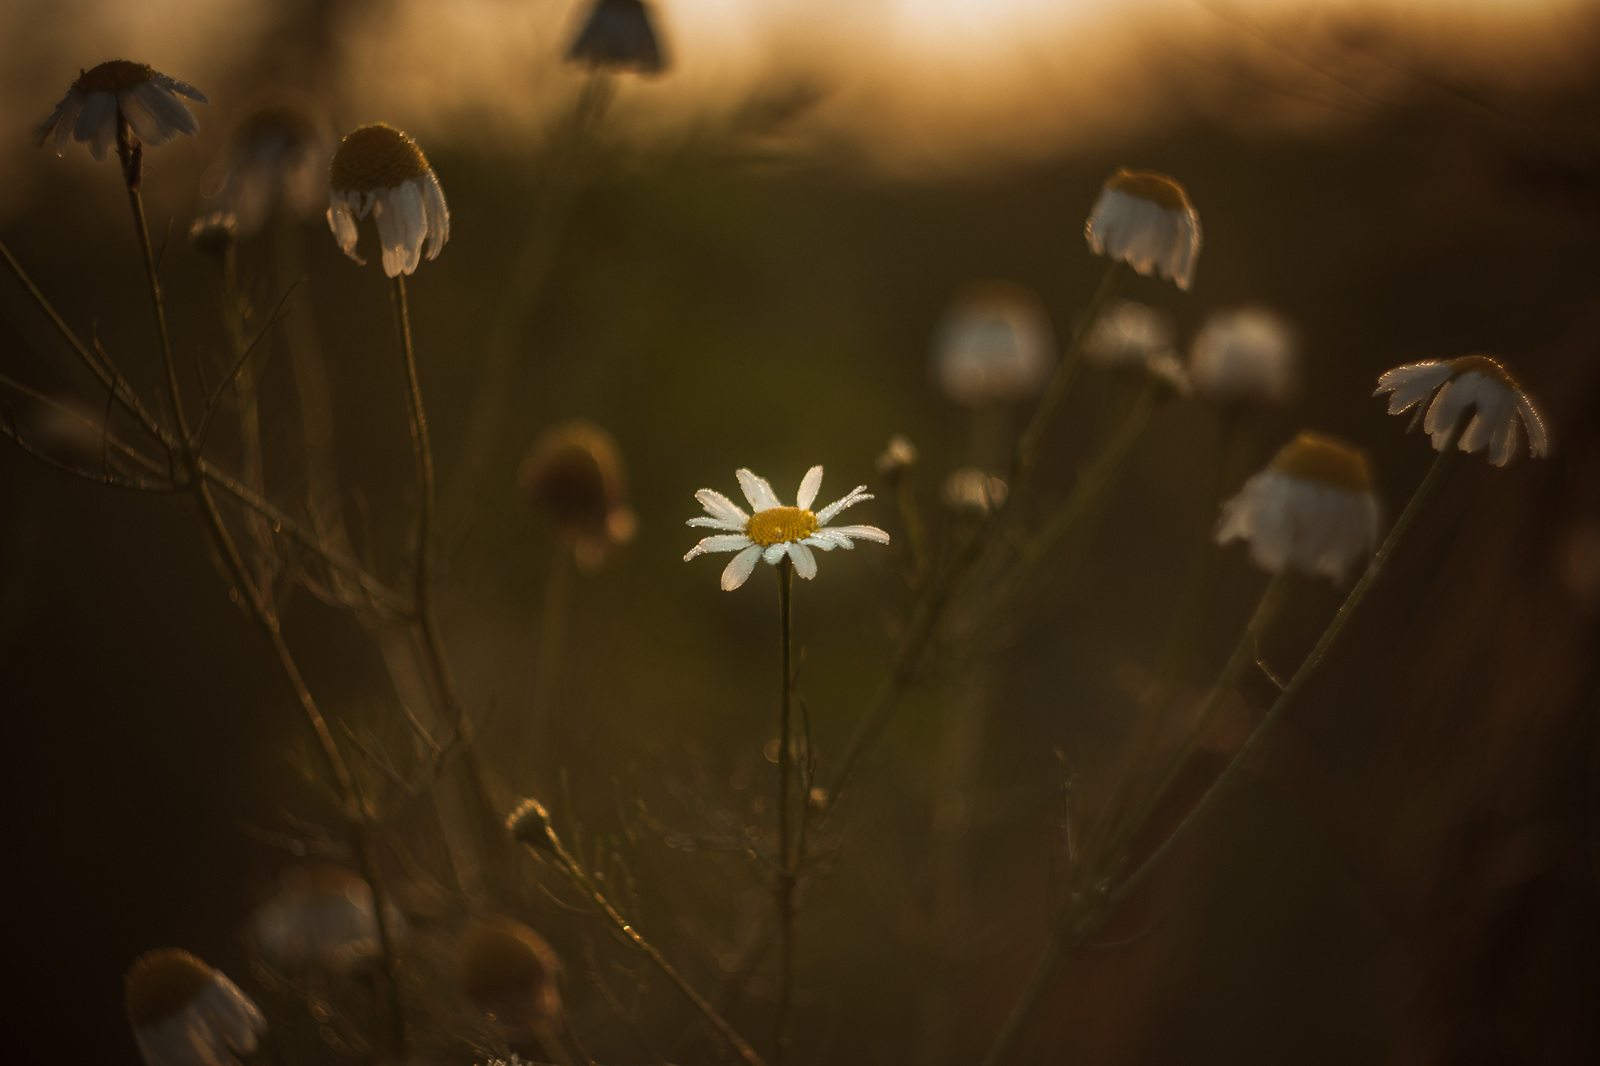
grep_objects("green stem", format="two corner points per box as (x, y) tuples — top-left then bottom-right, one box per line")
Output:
(775, 558), (796, 1064)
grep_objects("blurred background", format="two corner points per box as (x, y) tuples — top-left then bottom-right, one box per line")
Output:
(2, 0), (1599, 1063)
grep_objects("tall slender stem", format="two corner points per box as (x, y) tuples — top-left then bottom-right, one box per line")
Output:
(118, 132), (406, 1052)
(775, 558), (796, 1064)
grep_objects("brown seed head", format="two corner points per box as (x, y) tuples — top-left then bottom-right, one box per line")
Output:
(1269, 431), (1373, 494)
(458, 918), (563, 1033)
(518, 419), (632, 542)
(125, 949), (213, 1029)
(73, 60), (154, 95)
(1104, 168), (1192, 213)
(328, 124), (430, 193)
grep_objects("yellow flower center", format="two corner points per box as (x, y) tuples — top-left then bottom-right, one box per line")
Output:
(1449, 354), (1519, 390)
(1269, 430), (1372, 493)
(73, 60), (153, 94)
(328, 124), (430, 193)
(125, 949), (212, 1028)
(746, 506), (818, 547)
(1105, 168), (1192, 213)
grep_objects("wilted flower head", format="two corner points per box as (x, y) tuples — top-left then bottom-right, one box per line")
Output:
(941, 467), (1008, 513)
(37, 60), (208, 162)
(506, 797), (559, 853)
(1085, 168), (1201, 291)
(684, 467), (889, 590)
(458, 918), (563, 1036)
(931, 282), (1055, 406)
(187, 211), (238, 270)
(125, 949), (265, 1066)
(1373, 355), (1549, 467)
(567, 0), (668, 74)
(1217, 430), (1379, 583)
(326, 124), (449, 277)
(207, 98), (334, 235)
(517, 419), (637, 571)
(876, 434), (919, 476)
(248, 863), (405, 974)
(1084, 300), (1175, 371)
(1189, 306), (1299, 406)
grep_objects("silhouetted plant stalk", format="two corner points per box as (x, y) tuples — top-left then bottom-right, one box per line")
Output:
(115, 119), (408, 1055)
(979, 417), (1470, 1066)
(774, 558), (797, 1064)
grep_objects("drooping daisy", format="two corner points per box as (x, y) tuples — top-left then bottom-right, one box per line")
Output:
(326, 124), (449, 277)
(458, 918), (563, 1037)
(125, 949), (265, 1066)
(931, 281), (1054, 406)
(1189, 306), (1299, 406)
(684, 467), (889, 590)
(1373, 355), (1549, 466)
(247, 863), (406, 975)
(1217, 431), (1380, 583)
(567, 0), (668, 74)
(209, 98), (334, 235)
(1084, 300), (1175, 370)
(37, 60), (208, 162)
(1085, 168), (1202, 291)
(518, 419), (638, 571)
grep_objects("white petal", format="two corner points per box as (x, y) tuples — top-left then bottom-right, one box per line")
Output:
(803, 533), (849, 550)
(74, 92), (116, 161)
(686, 516), (745, 531)
(762, 543), (788, 565)
(1516, 393), (1550, 458)
(823, 523), (890, 544)
(420, 169), (450, 259)
(695, 488), (748, 525)
(815, 486), (872, 524)
(683, 534), (751, 561)
(721, 545), (762, 590)
(326, 196), (363, 264)
(737, 468), (782, 511)
(151, 71), (210, 103)
(796, 465), (823, 511)
(787, 541), (818, 579)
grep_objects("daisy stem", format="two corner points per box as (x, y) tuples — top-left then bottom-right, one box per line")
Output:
(775, 557), (797, 1064)
(980, 422), (1467, 1066)
(119, 130), (409, 1054)
(390, 276), (500, 851)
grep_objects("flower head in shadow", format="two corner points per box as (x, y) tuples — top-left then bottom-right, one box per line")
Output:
(38, 60), (207, 161)
(567, 0), (668, 74)
(518, 419), (637, 572)
(685, 467), (889, 590)
(125, 949), (264, 1066)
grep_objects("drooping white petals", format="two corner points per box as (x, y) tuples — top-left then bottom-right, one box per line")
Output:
(787, 541), (818, 579)
(721, 545), (763, 590)
(150, 72), (210, 103)
(326, 195), (362, 263)
(737, 468), (782, 512)
(1188, 307), (1298, 405)
(815, 486), (871, 525)
(796, 466), (823, 511)
(683, 534), (752, 561)
(1377, 359), (1550, 465)
(931, 283), (1054, 405)
(762, 543), (788, 565)
(421, 169), (450, 260)
(74, 92), (118, 161)
(1217, 470), (1379, 583)
(823, 524), (891, 545)
(37, 67), (207, 164)
(1085, 187), (1201, 291)
(1516, 393), (1550, 458)
(132, 971), (265, 1066)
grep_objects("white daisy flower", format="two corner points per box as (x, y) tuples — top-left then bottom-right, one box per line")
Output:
(248, 863), (406, 975)
(684, 467), (890, 590)
(37, 60), (208, 161)
(1084, 168), (1202, 291)
(568, 0), (668, 74)
(931, 282), (1055, 406)
(1189, 306), (1299, 406)
(326, 124), (450, 277)
(458, 918), (563, 1037)
(1373, 355), (1550, 467)
(1217, 431), (1380, 583)
(1084, 300), (1175, 371)
(125, 949), (265, 1066)
(207, 98), (334, 236)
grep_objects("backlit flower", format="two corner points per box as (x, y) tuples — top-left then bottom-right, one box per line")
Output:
(326, 124), (449, 277)
(931, 282), (1054, 405)
(1189, 306), (1299, 406)
(125, 949), (265, 1066)
(1373, 355), (1549, 466)
(684, 467), (889, 590)
(247, 863), (406, 974)
(518, 419), (638, 571)
(941, 467), (1008, 513)
(459, 918), (563, 1036)
(875, 434), (919, 476)
(208, 98), (334, 235)
(1217, 431), (1379, 583)
(37, 60), (207, 161)
(567, 0), (668, 74)
(1085, 168), (1201, 291)
(1084, 300), (1175, 371)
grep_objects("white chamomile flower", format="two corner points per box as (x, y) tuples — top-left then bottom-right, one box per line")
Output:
(931, 282), (1054, 406)
(326, 123), (449, 277)
(248, 863), (406, 975)
(1373, 355), (1549, 467)
(125, 949), (265, 1066)
(1217, 430), (1380, 583)
(684, 467), (889, 590)
(1189, 306), (1299, 406)
(209, 98), (334, 236)
(37, 60), (208, 161)
(1085, 168), (1202, 291)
